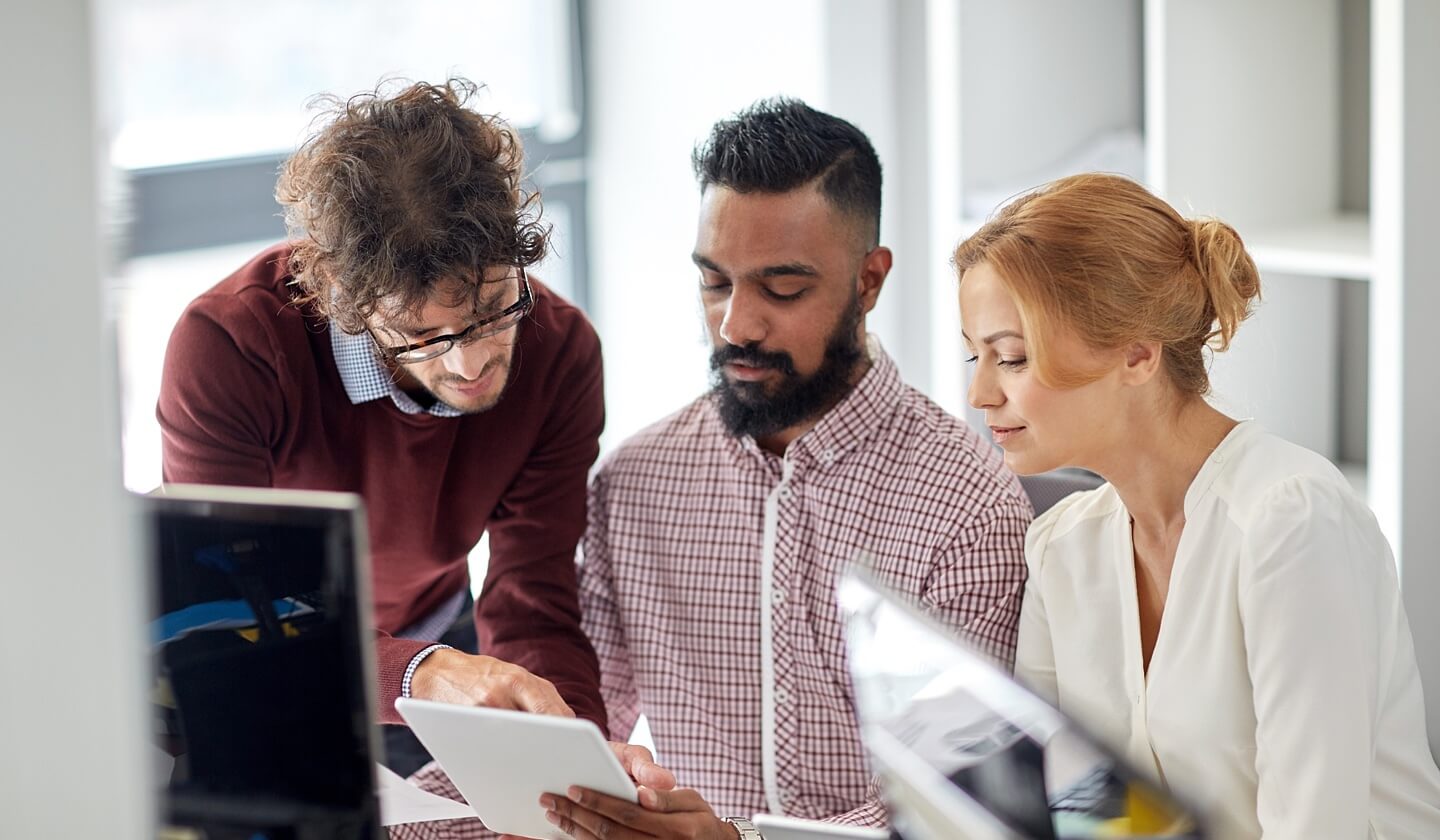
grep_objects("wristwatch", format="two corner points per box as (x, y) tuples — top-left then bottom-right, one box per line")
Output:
(723, 817), (764, 840)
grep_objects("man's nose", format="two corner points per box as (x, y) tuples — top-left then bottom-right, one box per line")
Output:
(718, 285), (766, 347)
(443, 339), (491, 380)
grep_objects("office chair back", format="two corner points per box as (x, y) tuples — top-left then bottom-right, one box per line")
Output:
(1018, 469), (1105, 516)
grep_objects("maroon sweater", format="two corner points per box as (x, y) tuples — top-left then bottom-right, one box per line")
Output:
(158, 243), (606, 730)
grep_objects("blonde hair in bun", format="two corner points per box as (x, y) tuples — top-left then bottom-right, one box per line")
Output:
(954, 173), (1262, 395)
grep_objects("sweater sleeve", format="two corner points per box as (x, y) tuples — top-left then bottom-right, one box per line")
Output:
(478, 317), (607, 734)
(157, 292), (281, 488)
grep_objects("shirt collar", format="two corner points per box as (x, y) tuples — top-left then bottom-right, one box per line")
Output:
(1182, 418), (1259, 516)
(329, 326), (465, 418)
(721, 336), (905, 471)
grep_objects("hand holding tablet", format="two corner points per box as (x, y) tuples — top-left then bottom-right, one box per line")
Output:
(396, 698), (640, 840)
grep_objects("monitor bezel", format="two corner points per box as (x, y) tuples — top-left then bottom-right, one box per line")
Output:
(143, 483), (382, 836)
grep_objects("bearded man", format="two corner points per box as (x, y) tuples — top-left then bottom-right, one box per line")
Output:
(405, 97), (1032, 839)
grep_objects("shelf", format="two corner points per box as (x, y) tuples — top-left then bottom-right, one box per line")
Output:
(1244, 214), (1372, 281)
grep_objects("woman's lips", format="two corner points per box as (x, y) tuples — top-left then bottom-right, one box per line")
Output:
(990, 426), (1026, 445)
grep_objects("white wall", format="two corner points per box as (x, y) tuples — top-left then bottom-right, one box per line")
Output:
(0, 1), (149, 836)
(587, 0), (825, 446)
(588, 0), (1110, 444)
(1374, 0), (1440, 757)
(587, 0), (932, 448)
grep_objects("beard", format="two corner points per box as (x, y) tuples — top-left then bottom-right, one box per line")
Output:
(426, 358), (511, 414)
(383, 347), (516, 416)
(709, 296), (866, 440)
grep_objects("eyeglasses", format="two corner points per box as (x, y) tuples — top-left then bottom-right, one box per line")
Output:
(367, 267), (533, 365)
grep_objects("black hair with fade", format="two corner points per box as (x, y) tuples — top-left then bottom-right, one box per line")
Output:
(692, 97), (882, 247)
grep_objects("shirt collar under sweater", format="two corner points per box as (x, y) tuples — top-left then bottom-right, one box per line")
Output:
(329, 325), (466, 418)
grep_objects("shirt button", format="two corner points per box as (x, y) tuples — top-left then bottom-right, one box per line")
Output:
(774, 688), (791, 706)
(771, 588), (786, 606)
(778, 486), (793, 501)
(820, 449), (835, 465)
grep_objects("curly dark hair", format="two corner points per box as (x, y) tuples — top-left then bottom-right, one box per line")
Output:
(277, 77), (549, 333)
(692, 97), (882, 247)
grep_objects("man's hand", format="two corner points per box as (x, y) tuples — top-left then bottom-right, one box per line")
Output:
(408, 648), (574, 717)
(496, 746), (679, 840)
(541, 785), (737, 840)
(609, 742), (677, 792)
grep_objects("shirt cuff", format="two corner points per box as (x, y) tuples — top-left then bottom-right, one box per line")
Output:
(401, 643), (452, 700)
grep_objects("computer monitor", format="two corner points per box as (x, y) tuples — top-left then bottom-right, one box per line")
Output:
(839, 566), (1206, 840)
(144, 484), (383, 839)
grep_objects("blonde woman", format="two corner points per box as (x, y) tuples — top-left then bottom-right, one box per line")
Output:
(955, 173), (1440, 838)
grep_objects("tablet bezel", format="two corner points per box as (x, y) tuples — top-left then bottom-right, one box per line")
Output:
(395, 698), (637, 839)
(751, 813), (889, 840)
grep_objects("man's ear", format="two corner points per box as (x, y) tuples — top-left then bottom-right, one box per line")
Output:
(1119, 340), (1164, 385)
(857, 246), (892, 314)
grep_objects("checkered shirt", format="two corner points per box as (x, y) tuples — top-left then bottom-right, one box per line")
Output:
(393, 344), (1031, 838)
(330, 325), (465, 417)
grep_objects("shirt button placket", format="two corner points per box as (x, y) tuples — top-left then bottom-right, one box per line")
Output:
(771, 467), (799, 816)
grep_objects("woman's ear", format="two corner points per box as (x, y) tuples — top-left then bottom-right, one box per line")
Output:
(1119, 340), (1164, 385)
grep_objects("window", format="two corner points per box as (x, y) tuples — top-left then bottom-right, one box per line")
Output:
(106, 0), (579, 169)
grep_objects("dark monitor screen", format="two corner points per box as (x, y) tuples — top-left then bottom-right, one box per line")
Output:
(144, 485), (381, 839)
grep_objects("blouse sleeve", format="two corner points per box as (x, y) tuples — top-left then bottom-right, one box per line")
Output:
(1014, 500), (1070, 703)
(1238, 476), (1394, 839)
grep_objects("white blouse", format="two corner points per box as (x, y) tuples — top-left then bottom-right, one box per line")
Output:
(1016, 421), (1440, 839)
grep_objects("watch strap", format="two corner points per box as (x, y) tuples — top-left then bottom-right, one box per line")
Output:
(723, 817), (764, 840)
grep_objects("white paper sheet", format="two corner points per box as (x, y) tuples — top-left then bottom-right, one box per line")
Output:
(376, 764), (478, 826)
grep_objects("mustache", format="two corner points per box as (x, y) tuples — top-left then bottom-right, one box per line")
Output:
(710, 344), (797, 376)
(432, 360), (501, 388)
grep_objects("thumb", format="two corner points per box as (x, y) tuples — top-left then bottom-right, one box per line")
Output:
(616, 744), (677, 791)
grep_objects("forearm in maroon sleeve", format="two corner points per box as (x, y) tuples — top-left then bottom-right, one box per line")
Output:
(478, 556), (606, 730)
(373, 632), (441, 724)
(478, 329), (607, 733)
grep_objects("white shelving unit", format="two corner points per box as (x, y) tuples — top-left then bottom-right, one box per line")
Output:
(1246, 215), (1373, 281)
(1149, 0), (1352, 473)
(901, 0), (1440, 756)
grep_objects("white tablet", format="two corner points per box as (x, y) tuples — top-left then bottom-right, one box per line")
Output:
(751, 814), (889, 840)
(395, 698), (637, 839)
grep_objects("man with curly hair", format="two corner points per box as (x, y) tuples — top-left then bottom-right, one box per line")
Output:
(158, 79), (665, 784)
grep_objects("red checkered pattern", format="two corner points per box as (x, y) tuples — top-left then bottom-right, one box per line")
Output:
(393, 348), (1031, 837)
